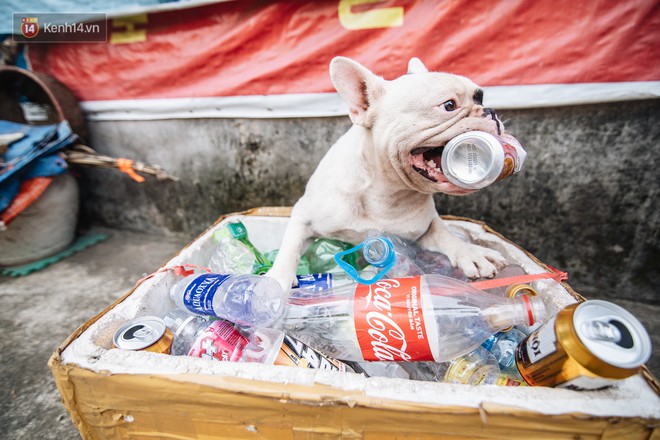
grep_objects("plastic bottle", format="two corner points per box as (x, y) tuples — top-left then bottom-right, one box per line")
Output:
(412, 247), (468, 281)
(347, 361), (410, 379)
(293, 267), (378, 293)
(402, 347), (527, 386)
(164, 309), (248, 360)
(164, 310), (354, 372)
(169, 273), (285, 327)
(335, 234), (424, 284)
(335, 232), (467, 284)
(208, 220), (272, 275)
(304, 238), (365, 273)
(481, 328), (527, 371)
(278, 274), (546, 363)
(242, 328), (355, 372)
(373, 232), (467, 280)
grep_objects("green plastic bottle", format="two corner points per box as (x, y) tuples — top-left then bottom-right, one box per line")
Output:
(208, 220), (272, 275)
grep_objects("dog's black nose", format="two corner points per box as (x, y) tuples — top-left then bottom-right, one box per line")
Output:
(482, 108), (502, 135)
(483, 108), (497, 118)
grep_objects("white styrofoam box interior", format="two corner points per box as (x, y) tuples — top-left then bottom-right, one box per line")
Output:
(60, 215), (660, 418)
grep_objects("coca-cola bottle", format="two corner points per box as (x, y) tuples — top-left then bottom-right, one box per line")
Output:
(277, 274), (546, 363)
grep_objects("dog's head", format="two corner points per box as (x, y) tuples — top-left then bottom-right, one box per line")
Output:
(330, 56), (515, 195)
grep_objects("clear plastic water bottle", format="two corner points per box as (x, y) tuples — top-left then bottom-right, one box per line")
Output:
(412, 247), (468, 280)
(335, 232), (467, 285)
(443, 347), (501, 385)
(278, 274), (546, 362)
(376, 232), (466, 280)
(164, 309), (248, 360)
(164, 310), (353, 372)
(363, 233), (425, 278)
(347, 361), (410, 379)
(169, 273), (285, 327)
(242, 328), (354, 372)
(403, 347), (527, 386)
(208, 220), (272, 275)
(293, 267), (378, 293)
(335, 233), (424, 284)
(481, 328), (527, 371)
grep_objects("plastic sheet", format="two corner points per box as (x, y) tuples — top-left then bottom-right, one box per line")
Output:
(24, 0), (659, 113)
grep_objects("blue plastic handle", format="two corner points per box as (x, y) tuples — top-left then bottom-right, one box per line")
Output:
(334, 237), (396, 285)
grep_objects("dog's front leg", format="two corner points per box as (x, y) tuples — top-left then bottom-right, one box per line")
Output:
(418, 216), (506, 279)
(266, 217), (313, 292)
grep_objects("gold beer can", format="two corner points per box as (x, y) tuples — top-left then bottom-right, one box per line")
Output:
(515, 300), (651, 390)
(113, 316), (174, 354)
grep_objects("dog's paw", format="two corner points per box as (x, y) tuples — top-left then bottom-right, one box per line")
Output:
(265, 266), (298, 293)
(447, 244), (507, 279)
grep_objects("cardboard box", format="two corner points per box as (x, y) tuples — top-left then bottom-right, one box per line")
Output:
(50, 207), (660, 439)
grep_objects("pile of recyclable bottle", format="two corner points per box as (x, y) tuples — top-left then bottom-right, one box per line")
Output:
(116, 220), (652, 390)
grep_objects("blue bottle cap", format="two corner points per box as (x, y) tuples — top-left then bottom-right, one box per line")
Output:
(334, 237), (396, 285)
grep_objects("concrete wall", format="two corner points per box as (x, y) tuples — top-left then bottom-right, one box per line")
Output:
(78, 99), (659, 305)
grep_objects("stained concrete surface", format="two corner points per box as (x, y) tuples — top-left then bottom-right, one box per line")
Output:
(0, 226), (658, 440)
(0, 228), (191, 440)
(78, 100), (660, 308)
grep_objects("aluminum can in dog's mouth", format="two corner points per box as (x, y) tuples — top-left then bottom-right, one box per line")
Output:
(441, 131), (524, 190)
(113, 316), (173, 354)
(515, 300), (651, 390)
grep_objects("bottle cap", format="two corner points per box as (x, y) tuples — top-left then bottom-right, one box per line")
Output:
(334, 237), (396, 285)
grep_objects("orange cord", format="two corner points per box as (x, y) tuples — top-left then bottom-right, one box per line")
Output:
(116, 158), (145, 182)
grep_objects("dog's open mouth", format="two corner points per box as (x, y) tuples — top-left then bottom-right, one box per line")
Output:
(409, 146), (446, 183)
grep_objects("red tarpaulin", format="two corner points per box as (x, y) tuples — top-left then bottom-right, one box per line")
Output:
(26, 0), (660, 119)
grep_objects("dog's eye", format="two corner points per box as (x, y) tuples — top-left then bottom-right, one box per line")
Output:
(442, 100), (457, 111)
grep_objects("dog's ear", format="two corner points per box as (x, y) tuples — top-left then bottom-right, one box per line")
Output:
(330, 57), (385, 127)
(407, 57), (429, 74)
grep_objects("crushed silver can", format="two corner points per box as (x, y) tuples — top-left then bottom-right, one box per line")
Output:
(441, 131), (526, 189)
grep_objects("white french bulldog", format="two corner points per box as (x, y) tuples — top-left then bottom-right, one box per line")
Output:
(267, 56), (509, 290)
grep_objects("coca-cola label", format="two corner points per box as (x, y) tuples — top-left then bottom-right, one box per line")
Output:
(182, 274), (231, 315)
(354, 277), (433, 361)
(188, 320), (248, 362)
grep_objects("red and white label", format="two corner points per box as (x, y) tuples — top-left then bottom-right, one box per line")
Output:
(188, 320), (248, 362)
(354, 277), (433, 361)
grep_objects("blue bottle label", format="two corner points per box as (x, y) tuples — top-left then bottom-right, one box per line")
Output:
(182, 274), (231, 316)
(481, 333), (499, 352)
(296, 273), (333, 292)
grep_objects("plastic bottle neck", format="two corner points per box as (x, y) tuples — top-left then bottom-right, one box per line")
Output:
(485, 295), (546, 330)
(363, 237), (395, 268)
